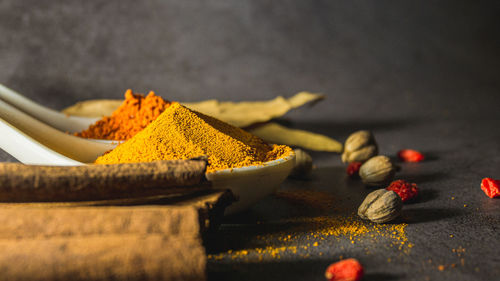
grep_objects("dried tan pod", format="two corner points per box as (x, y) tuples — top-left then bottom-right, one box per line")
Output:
(290, 149), (313, 178)
(359, 155), (396, 186)
(341, 130), (378, 163)
(358, 189), (402, 223)
(62, 92), (325, 128)
(249, 123), (342, 152)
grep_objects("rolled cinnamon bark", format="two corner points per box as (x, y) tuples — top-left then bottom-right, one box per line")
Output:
(0, 190), (233, 238)
(0, 205), (200, 238)
(0, 190), (234, 281)
(0, 234), (205, 281)
(0, 160), (209, 202)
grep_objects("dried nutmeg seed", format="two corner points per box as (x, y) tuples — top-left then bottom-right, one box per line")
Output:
(359, 155), (396, 187)
(290, 149), (313, 178)
(341, 130), (378, 163)
(358, 189), (402, 223)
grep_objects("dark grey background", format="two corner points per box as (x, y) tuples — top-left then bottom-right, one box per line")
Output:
(0, 1), (499, 280)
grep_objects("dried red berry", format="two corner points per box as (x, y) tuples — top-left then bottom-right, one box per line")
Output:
(398, 149), (424, 162)
(325, 258), (364, 281)
(347, 162), (362, 178)
(386, 180), (418, 202)
(481, 178), (500, 198)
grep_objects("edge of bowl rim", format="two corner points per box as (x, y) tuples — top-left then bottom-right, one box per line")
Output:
(205, 150), (296, 176)
(88, 138), (296, 175)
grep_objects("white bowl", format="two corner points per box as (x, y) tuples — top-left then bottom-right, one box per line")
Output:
(205, 152), (295, 214)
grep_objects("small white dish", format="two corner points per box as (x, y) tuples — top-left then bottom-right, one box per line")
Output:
(0, 109), (295, 214)
(0, 84), (295, 214)
(206, 151), (295, 214)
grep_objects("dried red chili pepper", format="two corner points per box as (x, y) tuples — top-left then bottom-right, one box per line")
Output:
(398, 149), (424, 162)
(480, 178), (500, 198)
(347, 162), (362, 178)
(325, 258), (364, 281)
(386, 180), (418, 202)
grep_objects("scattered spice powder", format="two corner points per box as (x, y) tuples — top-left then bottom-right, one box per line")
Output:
(209, 186), (412, 262)
(76, 90), (170, 140)
(424, 246), (467, 273)
(95, 102), (292, 172)
(452, 246), (466, 256)
(273, 215), (409, 246)
(208, 214), (410, 261)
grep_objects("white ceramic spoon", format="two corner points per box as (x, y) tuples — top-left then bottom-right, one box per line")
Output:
(0, 84), (97, 133)
(0, 117), (81, 165)
(0, 99), (115, 165)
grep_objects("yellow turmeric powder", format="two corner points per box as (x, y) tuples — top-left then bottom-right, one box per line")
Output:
(208, 214), (410, 261)
(76, 90), (170, 140)
(95, 102), (292, 172)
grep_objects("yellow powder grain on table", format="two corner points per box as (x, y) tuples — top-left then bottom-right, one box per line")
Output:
(207, 214), (410, 262)
(95, 102), (292, 172)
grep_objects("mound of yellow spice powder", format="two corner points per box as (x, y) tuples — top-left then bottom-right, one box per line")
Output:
(95, 102), (292, 172)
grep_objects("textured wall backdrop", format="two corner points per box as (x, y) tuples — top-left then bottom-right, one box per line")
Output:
(0, 0), (499, 121)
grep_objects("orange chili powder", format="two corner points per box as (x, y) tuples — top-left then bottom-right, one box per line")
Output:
(76, 89), (170, 140)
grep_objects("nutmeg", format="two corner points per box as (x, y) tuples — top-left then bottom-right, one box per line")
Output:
(341, 130), (378, 163)
(359, 155), (396, 186)
(358, 189), (402, 223)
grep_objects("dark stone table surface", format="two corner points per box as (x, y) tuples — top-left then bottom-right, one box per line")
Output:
(0, 1), (499, 280)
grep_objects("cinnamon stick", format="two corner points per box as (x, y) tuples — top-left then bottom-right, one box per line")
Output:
(0, 234), (205, 281)
(0, 205), (200, 239)
(0, 160), (209, 202)
(0, 190), (234, 281)
(0, 190), (234, 238)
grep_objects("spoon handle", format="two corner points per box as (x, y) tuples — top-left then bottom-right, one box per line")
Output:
(0, 160), (209, 202)
(0, 98), (113, 164)
(0, 84), (97, 133)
